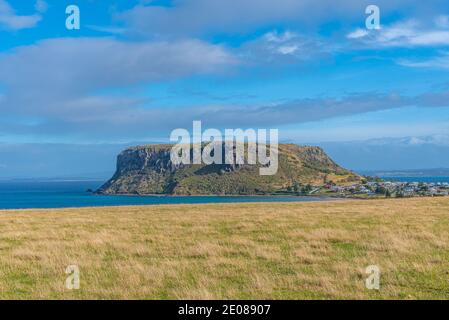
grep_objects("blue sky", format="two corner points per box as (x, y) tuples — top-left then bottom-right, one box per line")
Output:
(1, 0), (449, 177)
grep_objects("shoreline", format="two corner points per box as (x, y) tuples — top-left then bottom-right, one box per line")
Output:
(0, 194), (343, 211)
(3, 191), (445, 211)
(94, 192), (336, 198)
(3, 194), (444, 212)
(2, 184), (446, 211)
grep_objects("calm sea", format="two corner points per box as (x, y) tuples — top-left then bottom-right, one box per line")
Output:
(2, 177), (448, 210)
(380, 176), (449, 183)
(0, 180), (328, 210)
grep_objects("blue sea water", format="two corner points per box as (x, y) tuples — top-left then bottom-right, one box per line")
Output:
(381, 176), (449, 183)
(2, 177), (448, 210)
(0, 180), (328, 210)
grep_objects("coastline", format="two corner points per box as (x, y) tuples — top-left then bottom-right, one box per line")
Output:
(1, 196), (428, 212)
(2, 178), (448, 210)
(2, 194), (443, 212)
(2, 191), (443, 211)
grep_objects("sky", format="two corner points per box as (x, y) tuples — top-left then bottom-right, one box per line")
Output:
(1, 0), (449, 178)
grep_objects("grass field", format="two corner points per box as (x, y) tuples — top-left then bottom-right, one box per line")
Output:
(0, 198), (448, 300)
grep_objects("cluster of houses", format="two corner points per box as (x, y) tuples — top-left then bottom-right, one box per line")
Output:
(325, 181), (449, 198)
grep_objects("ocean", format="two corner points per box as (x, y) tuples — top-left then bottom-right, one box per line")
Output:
(380, 176), (449, 183)
(1, 177), (448, 210)
(0, 180), (328, 210)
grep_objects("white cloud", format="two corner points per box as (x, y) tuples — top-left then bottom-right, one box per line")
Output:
(117, 0), (433, 38)
(0, 0), (41, 30)
(0, 37), (238, 138)
(263, 31), (302, 56)
(277, 45), (299, 55)
(264, 30), (297, 43)
(398, 51), (449, 69)
(406, 31), (449, 46)
(86, 25), (126, 35)
(348, 19), (449, 47)
(262, 31), (305, 55)
(0, 37), (237, 96)
(364, 134), (449, 147)
(240, 30), (330, 64)
(346, 28), (369, 39)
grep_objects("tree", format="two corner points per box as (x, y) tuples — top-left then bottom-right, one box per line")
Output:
(293, 182), (301, 194)
(375, 186), (386, 194)
(302, 184), (313, 194)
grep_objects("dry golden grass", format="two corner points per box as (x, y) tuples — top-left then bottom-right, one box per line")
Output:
(0, 198), (448, 300)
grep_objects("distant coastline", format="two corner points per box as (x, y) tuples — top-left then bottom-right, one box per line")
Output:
(0, 180), (335, 210)
(381, 176), (449, 183)
(361, 168), (449, 178)
(1, 175), (449, 210)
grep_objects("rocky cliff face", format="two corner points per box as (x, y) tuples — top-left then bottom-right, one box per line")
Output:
(115, 145), (175, 175)
(97, 143), (361, 195)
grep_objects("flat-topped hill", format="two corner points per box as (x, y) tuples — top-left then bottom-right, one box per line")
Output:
(97, 143), (361, 195)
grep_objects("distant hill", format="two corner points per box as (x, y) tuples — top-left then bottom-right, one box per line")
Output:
(361, 168), (449, 177)
(97, 143), (361, 195)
